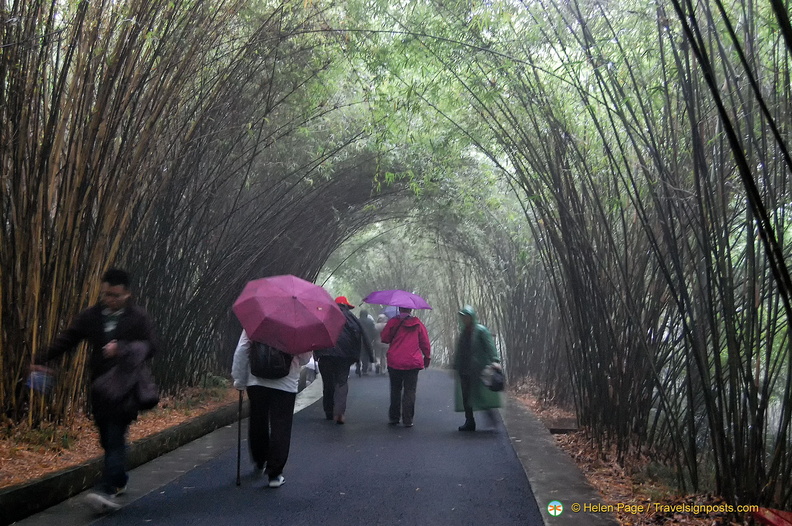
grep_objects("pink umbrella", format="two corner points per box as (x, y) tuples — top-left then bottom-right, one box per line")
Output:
(233, 275), (346, 355)
(362, 289), (432, 310)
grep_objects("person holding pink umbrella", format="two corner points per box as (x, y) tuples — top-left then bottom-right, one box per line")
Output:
(231, 275), (346, 488)
(231, 332), (312, 488)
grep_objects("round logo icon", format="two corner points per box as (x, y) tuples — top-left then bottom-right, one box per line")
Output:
(547, 501), (564, 516)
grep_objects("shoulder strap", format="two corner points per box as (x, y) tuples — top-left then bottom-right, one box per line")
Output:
(393, 316), (409, 336)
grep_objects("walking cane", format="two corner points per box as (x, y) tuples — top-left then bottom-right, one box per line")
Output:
(236, 389), (243, 486)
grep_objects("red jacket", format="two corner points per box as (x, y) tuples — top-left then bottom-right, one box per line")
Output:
(381, 314), (431, 370)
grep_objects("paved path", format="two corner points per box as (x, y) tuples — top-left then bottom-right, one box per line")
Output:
(17, 369), (546, 525)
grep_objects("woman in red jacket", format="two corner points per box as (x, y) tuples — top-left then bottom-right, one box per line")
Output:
(380, 307), (431, 427)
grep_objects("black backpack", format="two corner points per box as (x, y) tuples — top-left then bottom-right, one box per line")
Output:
(249, 341), (292, 379)
(336, 311), (363, 359)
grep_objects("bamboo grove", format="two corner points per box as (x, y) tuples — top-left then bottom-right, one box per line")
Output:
(3, 0), (792, 511)
(1, 0), (404, 422)
(328, 0), (792, 509)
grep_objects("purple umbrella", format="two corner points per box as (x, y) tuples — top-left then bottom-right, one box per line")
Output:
(382, 306), (399, 319)
(362, 289), (432, 310)
(233, 275), (346, 355)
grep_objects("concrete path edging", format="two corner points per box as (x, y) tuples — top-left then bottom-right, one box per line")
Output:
(502, 396), (618, 525)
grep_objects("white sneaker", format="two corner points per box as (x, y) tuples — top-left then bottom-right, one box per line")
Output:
(85, 492), (122, 513)
(268, 475), (285, 488)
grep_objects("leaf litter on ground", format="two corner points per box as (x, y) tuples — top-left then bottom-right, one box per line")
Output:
(512, 379), (749, 526)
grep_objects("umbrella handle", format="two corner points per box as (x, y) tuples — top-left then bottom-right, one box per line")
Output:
(236, 389), (243, 486)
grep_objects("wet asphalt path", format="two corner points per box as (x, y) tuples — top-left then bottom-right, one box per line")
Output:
(93, 368), (542, 525)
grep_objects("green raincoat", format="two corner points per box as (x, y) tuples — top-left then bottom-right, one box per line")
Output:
(453, 306), (502, 412)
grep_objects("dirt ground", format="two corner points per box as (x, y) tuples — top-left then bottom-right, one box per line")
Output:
(1, 384), (755, 525)
(0, 387), (239, 489)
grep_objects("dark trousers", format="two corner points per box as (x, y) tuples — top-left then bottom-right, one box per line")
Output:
(246, 385), (296, 478)
(95, 417), (130, 492)
(318, 357), (354, 418)
(388, 368), (420, 425)
(459, 374), (475, 423)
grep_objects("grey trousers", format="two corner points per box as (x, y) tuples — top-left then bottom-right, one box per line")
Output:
(318, 357), (355, 418)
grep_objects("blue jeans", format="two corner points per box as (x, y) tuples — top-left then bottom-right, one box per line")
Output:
(95, 417), (129, 493)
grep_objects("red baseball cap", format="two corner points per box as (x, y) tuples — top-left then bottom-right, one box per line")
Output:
(335, 296), (355, 308)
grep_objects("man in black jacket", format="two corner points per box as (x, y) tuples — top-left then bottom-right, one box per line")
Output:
(314, 296), (374, 424)
(33, 268), (159, 513)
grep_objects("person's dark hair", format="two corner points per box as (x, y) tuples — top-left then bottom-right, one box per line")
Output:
(101, 268), (130, 288)
(398, 307), (412, 313)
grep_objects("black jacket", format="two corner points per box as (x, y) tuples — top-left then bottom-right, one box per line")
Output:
(315, 306), (374, 362)
(39, 302), (159, 419)
(92, 340), (159, 421)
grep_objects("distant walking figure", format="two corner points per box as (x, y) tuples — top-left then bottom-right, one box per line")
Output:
(355, 309), (378, 375)
(232, 330), (312, 488)
(315, 296), (374, 424)
(373, 313), (389, 374)
(454, 305), (502, 431)
(380, 307), (431, 427)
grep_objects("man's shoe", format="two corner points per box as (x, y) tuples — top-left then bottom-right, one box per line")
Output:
(335, 415), (345, 425)
(85, 492), (122, 513)
(255, 462), (266, 476)
(388, 420), (399, 426)
(268, 475), (285, 488)
(325, 413), (334, 420)
(458, 421), (476, 432)
(403, 422), (414, 428)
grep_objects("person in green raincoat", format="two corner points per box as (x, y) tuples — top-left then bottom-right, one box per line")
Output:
(453, 305), (502, 431)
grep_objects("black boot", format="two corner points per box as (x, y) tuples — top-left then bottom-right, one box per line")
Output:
(458, 420), (476, 432)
